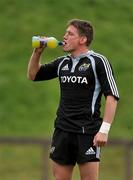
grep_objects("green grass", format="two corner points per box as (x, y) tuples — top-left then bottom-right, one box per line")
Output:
(0, 144), (132, 180)
(0, 0), (133, 138)
(0, 0), (133, 179)
(0, 145), (43, 180)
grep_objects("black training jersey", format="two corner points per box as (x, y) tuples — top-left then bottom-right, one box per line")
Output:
(34, 50), (119, 135)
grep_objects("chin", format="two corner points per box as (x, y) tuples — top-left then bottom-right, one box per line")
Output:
(63, 48), (69, 52)
(63, 49), (69, 53)
(63, 47), (73, 53)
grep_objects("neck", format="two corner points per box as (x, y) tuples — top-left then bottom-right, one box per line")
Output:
(70, 47), (89, 58)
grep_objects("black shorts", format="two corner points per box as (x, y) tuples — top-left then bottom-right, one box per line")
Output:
(49, 128), (100, 165)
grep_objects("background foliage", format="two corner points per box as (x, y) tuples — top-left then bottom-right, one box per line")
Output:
(0, 0), (132, 139)
(0, 0), (133, 179)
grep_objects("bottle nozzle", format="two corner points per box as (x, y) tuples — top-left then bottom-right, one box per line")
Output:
(58, 41), (65, 46)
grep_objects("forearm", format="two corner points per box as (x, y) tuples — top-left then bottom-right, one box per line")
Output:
(99, 95), (118, 134)
(93, 95), (118, 146)
(27, 49), (42, 80)
(103, 95), (117, 123)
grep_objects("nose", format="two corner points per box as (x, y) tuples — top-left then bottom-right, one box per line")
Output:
(63, 35), (66, 40)
(63, 33), (68, 40)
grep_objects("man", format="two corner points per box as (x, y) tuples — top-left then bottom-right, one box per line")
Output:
(27, 19), (119, 180)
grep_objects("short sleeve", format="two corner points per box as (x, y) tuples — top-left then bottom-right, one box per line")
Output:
(96, 55), (119, 100)
(34, 57), (62, 81)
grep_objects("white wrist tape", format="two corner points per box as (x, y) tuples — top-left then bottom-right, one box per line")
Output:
(99, 121), (111, 134)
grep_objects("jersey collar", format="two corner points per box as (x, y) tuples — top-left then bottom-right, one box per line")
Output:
(69, 50), (93, 61)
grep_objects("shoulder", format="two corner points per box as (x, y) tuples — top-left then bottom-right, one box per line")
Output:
(54, 55), (70, 64)
(46, 55), (70, 68)
(90, 51), (108, 63)
(57, 55), (71, 61)
(90, 51), (112, 68)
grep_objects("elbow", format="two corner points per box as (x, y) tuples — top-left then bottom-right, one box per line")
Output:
(27, 65), (40, 81)
(27, 72), (36, 81)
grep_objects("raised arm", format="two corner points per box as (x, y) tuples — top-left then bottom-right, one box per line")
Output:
(27, 45), (46, 81)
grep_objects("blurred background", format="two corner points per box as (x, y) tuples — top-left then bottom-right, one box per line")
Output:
(0, 0), (133, 179)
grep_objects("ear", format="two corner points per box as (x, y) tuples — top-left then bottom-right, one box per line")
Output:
(79, 36), (87, 45)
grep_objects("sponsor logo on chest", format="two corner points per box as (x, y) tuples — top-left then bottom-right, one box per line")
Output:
(60, 76), (88, 84)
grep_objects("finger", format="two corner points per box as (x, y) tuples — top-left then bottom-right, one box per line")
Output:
(93, 136), (97, 146)
(98, 141), (107, 147)
(93, 141), (97, 146)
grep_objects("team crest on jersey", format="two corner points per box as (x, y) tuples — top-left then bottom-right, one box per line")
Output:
(61, 64), (69, 70)
(78, 63), (90, 71)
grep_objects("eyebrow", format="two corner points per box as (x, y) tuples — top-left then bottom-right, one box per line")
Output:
(65, 30), (75, 35)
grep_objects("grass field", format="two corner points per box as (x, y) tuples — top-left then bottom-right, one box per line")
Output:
(0, 0), (133, 179)
(0, 0), (133, 138)
(0, 144), (132, 180)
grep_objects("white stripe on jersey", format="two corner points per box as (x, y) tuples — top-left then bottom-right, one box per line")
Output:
(89, 56), (101, 115)
(71, 57), (80, 73)
(57, 57), (70, 76)
(92, 52), (119, 98)
(96, 146), (100, 159)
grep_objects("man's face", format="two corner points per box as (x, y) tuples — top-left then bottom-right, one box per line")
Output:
(63, 25), (82, 53)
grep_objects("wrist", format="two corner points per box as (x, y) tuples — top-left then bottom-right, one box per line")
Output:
(34, 48), (44, 55)
(99, 121), (111, 134)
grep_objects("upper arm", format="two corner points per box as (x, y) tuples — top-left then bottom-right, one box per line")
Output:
(95, 55), (119, 101)
(34, 58), (62, 81)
